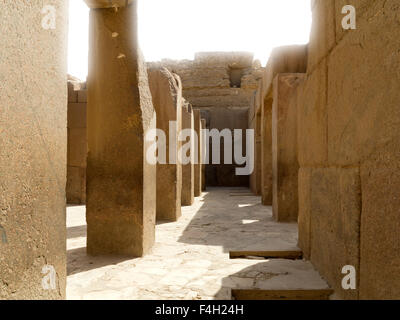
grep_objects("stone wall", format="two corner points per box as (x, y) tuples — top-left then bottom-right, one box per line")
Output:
(0, 0), (68, 299)
(297, 0), (400, 299)
(149, 52), (264, 187)
(67, 80), (87, 204)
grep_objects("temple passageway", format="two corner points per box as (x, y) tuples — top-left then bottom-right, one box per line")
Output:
(67, 188), (329, 300)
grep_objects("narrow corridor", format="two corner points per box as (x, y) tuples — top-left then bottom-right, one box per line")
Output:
(67, 188), (329, 299)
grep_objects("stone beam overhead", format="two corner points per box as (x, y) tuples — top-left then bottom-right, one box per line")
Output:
(84, 0), (133, 9)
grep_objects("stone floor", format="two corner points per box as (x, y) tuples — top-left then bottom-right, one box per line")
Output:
(67, 187), (330, 300)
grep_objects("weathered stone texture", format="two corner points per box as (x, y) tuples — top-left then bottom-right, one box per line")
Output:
(297, 0), (400, 299)
(181, 102), (195, 206)
(309, 168), (361, 300)
(193, 110), (202, 196)
(297, 64), (328, 168)
(272, 74), (304, 222)
(0, 0), (69, 299)
(360, 156), (400, 299)
(86, 3), (156, 256)
(262, 45), (308, 100)
(297, 168), (312, 259)
(308, 0), (335, 73)
(148, 68), (182, 221)
(248, 84), (262, 196)
(201, 119), (207, 191)
(67, 81), (87, 204)
(261, 97), (273, 205)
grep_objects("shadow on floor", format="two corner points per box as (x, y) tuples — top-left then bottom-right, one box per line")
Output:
(178, 187), (297, 253)
(67, 246), (135, 276)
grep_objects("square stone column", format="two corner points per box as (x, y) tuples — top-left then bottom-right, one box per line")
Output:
(148, 68), (182, 221)
(193, 109), (202, 197)
(181, 103), (195, 206)
(272, 74), (304, 222)
(201, 119), (207, 191)
(261, 95), (273, 205)
(86, 1), (156, 256)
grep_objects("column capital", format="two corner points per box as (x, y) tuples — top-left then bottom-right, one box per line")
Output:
(84, 0), (133, 9)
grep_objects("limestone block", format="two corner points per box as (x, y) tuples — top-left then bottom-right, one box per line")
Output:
(148, 68), (182, 221)
(262, 45), (308, 99)
(67, 103), (87, 129)
(193, 109), (202, 197)
(66, 166), (86, 204)
(297, 167), (312, 259)
(181, 104), (195, 206)
(272, 74), (304, 222)
(68, 82), (78, 103)
(310, 167), (361, 300)
(254, 112), (262, 196)
(308, 0), (336, 72)
(78, 90), (87, 103)
(183, 91), (251, 108)
(201, 119), (206, 191)
(67, 128), (87, 168)
(359, 155), (400, 299)
(327, 4), (400, 167)
(297, 59), (328, 167)
(334, 0), (376, 42)
(86, 3), (156, 256)
(261, 97), (273, 205)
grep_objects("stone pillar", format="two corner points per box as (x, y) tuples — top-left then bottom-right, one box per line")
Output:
(85, 0), (156, 256)
(255, 111), (262, 195)
(67, 81), (87, 205)
(181, 102), (195, 206)
(201, 119), (207, 191)
(193, 109), (202, 197)
(272, 74), (304, 222)
(0, 0), (69, 299)
(261, 95), (273, 205)
(148, 68), (182, 221)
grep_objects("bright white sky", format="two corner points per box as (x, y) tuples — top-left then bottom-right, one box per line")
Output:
(68, 0), (312, 80)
